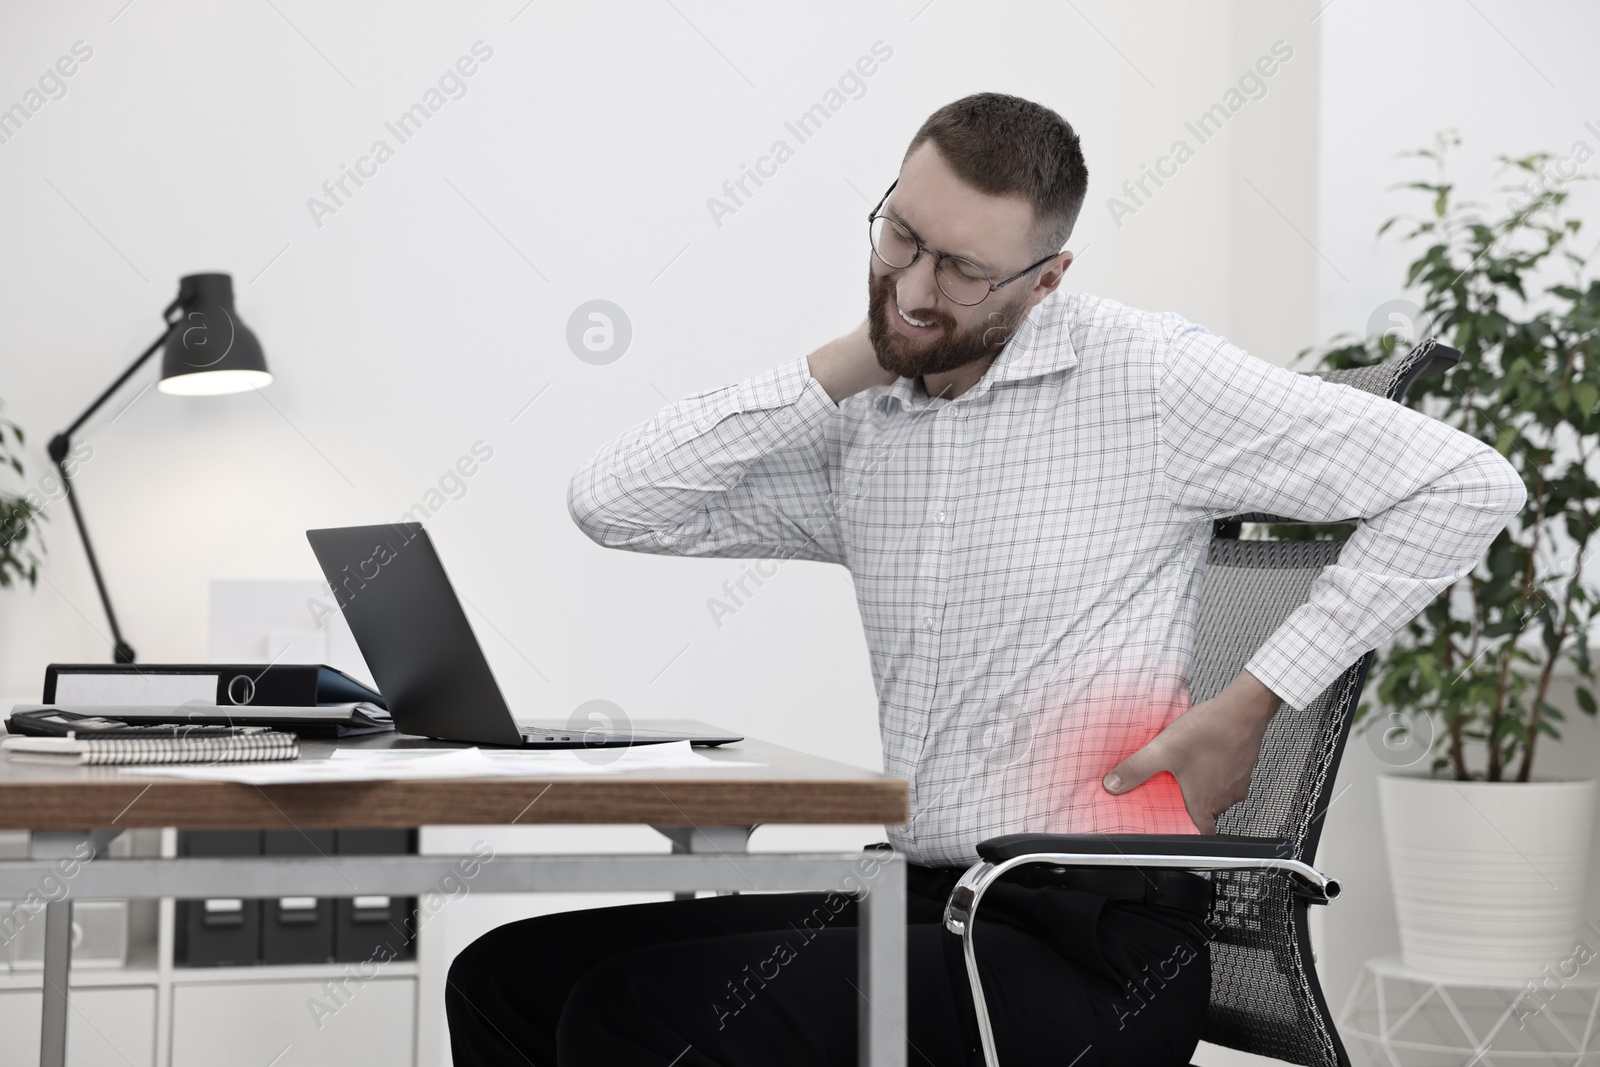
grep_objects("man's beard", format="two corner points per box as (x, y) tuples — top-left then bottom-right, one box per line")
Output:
(867, 267), (1030, 383)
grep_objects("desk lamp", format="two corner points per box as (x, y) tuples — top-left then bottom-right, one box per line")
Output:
(48, 272), (271, 663)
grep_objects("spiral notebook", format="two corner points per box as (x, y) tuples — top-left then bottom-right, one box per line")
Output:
(2, 732), (300, 765)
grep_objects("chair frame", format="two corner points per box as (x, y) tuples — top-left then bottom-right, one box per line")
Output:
(944, 851), (1342, 1066)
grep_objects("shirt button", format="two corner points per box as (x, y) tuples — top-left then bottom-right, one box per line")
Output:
(935, 509), (946, 523)
(923, 617), (934, 631)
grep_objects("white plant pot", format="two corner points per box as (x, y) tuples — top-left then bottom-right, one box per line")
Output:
(1378, 774), (1599, 981)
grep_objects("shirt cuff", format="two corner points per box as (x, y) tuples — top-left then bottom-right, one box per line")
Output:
(623, 355), (835, 479)
(707, 354), (838, 454)
(1243, 608), (1359, 711)
(732, 354), (837, 424)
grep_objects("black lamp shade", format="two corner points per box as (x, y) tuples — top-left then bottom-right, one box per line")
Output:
(158, 273), (272, 395)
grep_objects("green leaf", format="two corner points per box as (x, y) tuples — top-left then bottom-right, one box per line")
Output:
(1536, 699), (1567, 722)
(1419, 658), (1443, 691)
(1495, 423), (1519, 456)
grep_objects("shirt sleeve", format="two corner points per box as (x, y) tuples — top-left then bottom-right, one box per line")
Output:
(567, 354), (846, 563)
(1156, 319), (1527, 709)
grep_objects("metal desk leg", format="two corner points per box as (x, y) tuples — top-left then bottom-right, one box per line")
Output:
(30, 830), (120, 1067)
(857, 852), (906, 1067)
(653, 825), (753, 902)
(40, 899), (73, 1067)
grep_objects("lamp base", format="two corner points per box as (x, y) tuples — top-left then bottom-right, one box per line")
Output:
(112, 641), (135, 664)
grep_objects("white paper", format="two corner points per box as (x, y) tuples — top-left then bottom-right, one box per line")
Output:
(119, 741), (762, 784)
(477, 741), (764, 773)
(330, 740), (760, 771)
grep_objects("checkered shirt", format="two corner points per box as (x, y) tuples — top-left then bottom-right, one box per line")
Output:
(568, 288), (1525, 866)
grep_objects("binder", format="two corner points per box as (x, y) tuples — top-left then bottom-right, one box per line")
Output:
(333, 829), (417, 963)
(44, 662), (384, 709)
(41, 664), (390, 736)
(261, 830), (336, 964)
(176, 830), (262, 968)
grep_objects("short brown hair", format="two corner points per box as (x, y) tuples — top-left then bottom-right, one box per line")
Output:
(903, 92), (1088, 255)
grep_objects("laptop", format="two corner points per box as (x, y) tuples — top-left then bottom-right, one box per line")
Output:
(305, 523), (741, 749)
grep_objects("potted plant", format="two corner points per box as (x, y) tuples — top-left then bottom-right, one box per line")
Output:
(1279, 131), (1600, 980)
(1, 405), (45, 591)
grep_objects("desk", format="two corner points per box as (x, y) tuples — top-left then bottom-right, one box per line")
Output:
(0, 722), (910, 1067)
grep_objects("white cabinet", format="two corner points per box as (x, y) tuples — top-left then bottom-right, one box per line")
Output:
(0, 987), (157, 1067)
(170, 978), (416, 1067)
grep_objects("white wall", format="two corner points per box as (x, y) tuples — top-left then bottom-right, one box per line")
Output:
(13, 1), (1591, 1064)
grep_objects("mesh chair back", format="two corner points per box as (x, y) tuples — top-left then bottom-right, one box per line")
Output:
(1312, 336), (1457, 402)
(1190, 538), (1368, 1067)
(1187, 339), (1458, 1066)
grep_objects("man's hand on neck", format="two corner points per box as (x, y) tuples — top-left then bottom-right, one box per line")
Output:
(807, 319), (899, 405)
(806, 318), (999, 406)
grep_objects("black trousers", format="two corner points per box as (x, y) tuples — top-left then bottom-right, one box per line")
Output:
(445, 861), (1212, 1066)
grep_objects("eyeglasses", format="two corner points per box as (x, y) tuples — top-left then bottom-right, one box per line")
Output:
(867, 179), (1060, 307)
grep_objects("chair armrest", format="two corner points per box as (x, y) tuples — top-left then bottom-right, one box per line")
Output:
(962, 833), (1340, 908)
(977, 832), (1290, 863)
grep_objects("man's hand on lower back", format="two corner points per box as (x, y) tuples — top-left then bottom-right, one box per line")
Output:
(1100, 671), (1284, 834)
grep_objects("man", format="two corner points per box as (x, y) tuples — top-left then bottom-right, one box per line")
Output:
(447, 93), (1524, 1066)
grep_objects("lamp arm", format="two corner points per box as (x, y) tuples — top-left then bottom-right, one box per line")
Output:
(51, 449), (134, 663)
(46, 310), (177, 665)
(56, 302), (178, 442)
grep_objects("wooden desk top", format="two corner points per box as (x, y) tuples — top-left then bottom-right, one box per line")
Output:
(0, 721), (908, 831)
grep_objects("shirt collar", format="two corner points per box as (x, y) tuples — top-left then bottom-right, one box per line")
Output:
(871, 290), (1079, 413)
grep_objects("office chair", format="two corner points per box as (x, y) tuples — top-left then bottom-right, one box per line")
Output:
(944, 338), (1462, 1067)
